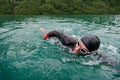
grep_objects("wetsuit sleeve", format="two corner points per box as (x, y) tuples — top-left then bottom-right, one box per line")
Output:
(46, 31), (77, 48)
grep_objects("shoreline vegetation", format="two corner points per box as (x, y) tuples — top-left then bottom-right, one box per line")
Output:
(0, 0), (120, 15)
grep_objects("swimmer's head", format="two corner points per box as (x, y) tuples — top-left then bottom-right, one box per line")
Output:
(81, 34), (100, 52)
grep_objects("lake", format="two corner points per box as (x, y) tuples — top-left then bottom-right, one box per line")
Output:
(0, 15), (120, 80)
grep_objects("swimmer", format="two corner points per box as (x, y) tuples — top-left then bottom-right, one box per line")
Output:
(43, 30), (100, 56)
(42, 30), (120, 71)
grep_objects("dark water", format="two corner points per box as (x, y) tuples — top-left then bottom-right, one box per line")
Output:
(0, 15), (120, 80)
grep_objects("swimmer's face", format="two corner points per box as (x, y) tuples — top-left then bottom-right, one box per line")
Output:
(77, 41), (90, 54)
(73, 40), (90, 55)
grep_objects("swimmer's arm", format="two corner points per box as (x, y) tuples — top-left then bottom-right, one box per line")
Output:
(43, 30), (62, 40)
(43, 30), (72, 47)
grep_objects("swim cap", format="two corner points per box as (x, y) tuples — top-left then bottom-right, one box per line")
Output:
(81, 34), (100, 52)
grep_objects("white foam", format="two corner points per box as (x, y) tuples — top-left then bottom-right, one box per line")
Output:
(100, 44), (118, 55)
(61, 58), (78, 63)
(82, 60), (101, 66)
(0, 28), (9, 33)
(108, 45), (118, 55)
(71, 35), (77, 38)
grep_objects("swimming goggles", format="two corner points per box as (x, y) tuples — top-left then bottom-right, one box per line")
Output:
(77, 41), (90, 55)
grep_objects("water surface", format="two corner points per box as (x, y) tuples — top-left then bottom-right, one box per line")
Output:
(0, 15), (120, 80)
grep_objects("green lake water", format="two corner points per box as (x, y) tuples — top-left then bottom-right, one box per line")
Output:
(0, 15), (120, 80)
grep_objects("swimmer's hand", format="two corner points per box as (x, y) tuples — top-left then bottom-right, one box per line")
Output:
(43, 34), (49, 40)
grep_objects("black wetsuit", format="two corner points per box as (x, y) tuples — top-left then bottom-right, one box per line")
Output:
(47, 31), (78, 49)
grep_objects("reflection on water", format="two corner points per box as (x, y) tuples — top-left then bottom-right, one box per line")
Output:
(0, 15), (120, 80)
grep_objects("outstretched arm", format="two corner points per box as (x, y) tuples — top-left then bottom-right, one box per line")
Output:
(43, 31), (62, 40)
(43, 30), (77, 49)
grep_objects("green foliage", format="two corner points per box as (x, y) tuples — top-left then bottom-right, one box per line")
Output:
(0, 0), (120, 15)
(14, 1), (42, 15)
(0, 1), (13, 14)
